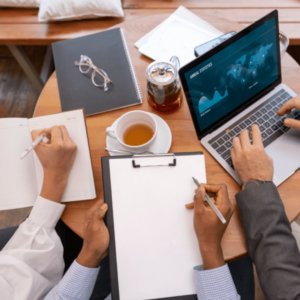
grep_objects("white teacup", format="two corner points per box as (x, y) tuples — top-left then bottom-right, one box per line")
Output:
(106, 110), (158, 153)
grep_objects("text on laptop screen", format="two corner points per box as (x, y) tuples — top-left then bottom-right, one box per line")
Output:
(184, 18), (279, 131)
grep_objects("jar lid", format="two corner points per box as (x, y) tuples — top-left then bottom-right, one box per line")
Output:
(145, 61), (177, 86)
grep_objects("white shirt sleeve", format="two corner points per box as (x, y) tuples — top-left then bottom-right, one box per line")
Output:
(0, 196), (65, 300)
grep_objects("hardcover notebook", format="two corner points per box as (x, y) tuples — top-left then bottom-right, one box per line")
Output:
(52, 28), (143, 116)
(0, 109), (96, 210)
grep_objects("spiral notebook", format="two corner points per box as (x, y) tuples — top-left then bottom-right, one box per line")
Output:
(52, 28), (143, 116)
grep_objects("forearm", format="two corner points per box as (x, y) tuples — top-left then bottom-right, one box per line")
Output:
(200, 243), (225, 270)
(40, 171), (68, 203)
(236, 183), (300, 300)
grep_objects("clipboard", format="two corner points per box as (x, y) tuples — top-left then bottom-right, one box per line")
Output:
(102, 152), (206, 300)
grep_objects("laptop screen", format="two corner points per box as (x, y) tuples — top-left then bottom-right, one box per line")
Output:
(181, 15), (280, 137)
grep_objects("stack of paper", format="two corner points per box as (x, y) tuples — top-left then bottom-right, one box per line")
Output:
(135, 6), (224, 66)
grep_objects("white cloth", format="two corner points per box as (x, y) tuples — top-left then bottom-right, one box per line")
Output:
(0, 0), (39, 7)
(38, 0), (124, 22)
(0, 196), (65, 300)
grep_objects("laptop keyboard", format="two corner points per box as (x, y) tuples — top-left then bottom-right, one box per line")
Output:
(208, 89), (300, 170)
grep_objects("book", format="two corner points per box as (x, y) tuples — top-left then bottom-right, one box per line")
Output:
(0, 109), (96, 210)
(52, 28), (143, 116)
(135, 6), (223, 66)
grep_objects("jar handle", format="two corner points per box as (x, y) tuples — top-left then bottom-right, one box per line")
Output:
(170, 56), (180, 71)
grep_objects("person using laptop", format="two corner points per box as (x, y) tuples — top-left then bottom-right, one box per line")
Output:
(231, 120), (300, 300)
(278, 95), (300, 130)
(180, 10), (300, 187)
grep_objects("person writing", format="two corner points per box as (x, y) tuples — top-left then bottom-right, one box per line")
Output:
(0, 125), (110, 300)
(0, 125), (250, 300)
(230, 95), (300, 300)
(185, 184), (241, 299)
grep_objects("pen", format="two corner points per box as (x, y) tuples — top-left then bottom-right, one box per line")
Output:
(192, 177), (227, 224)
(20, 133), (46, 159)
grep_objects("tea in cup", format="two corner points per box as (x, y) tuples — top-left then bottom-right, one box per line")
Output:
(106, 111), (157, 153)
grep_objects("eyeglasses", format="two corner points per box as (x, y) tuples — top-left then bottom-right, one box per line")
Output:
(74, 55), (112, 91)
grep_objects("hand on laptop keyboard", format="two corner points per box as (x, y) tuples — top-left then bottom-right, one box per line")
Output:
(277, 95), (300, 130)
(231, 124), (274, 184)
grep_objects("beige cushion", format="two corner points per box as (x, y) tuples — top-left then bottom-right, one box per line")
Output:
(0, 0), (39, 7)
(38, 0), (124, 22)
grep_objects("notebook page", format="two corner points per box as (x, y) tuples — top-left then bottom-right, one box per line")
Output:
(0, 118), (38, 210)
(28, 110), (96, 202)
(109, 154), (206, 300)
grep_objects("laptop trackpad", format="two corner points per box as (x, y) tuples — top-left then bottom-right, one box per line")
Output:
(265, 129), (300, 183)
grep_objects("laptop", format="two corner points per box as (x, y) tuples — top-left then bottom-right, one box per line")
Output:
(179, 10), (300, 186)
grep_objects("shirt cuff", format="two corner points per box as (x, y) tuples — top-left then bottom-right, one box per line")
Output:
(194, 264), (240, 300)
(57, 260), (100, 299)
(29, 196), (65, 229)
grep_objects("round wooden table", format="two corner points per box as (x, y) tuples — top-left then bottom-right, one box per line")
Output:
(34, 13), (300, 261)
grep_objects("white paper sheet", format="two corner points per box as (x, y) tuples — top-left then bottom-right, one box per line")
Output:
(135, 6), (223, 49)
(109, 154), (206, 300)
(0, 118), (38, 210)
(138, 14), (221, 66)
(28, 110), (96, 202)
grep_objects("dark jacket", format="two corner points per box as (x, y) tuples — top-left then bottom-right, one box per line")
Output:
(236, 182), (300, 300)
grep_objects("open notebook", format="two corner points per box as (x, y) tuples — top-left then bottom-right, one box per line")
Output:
(0, 109), (96, 210)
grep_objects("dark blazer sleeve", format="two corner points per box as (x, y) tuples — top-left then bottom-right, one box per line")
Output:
(236, 182), (300, 300)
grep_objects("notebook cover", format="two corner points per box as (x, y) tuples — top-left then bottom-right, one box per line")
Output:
(52, 28), (142, 116)
(102, 152), (203, 300)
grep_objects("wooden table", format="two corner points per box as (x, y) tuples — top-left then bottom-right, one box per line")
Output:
(34, 13), (300, 261)
(1, 1), (300, 45)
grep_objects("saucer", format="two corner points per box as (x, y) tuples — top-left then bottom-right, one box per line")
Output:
(106, 112), (172, 156)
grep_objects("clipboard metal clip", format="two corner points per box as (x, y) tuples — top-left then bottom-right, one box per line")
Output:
(132, 153), (176, 168)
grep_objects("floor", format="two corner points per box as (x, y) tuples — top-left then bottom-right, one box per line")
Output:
(1, 44), (300, 300)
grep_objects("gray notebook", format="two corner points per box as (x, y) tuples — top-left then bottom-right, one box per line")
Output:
(52, 28), (143, 116)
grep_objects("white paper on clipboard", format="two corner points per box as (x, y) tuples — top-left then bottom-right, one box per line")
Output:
(109, 154), (206, 300)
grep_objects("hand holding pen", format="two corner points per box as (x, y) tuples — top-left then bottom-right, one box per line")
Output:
(185, 182), (234, 270)
(192, 177), (226, 224)
(29, 126), (77, 202)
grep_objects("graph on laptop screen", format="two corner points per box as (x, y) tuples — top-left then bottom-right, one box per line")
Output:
(185, 17), (279, 131)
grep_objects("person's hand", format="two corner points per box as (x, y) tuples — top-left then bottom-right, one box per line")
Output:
(277, 95), (300, 130)
(77, 201), (110, 268)
(31, 126), (77, 202)
(231, 124), (273, 184)
(186, 184), (233, 270)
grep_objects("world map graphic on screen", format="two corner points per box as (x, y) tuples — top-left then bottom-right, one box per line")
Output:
(198, 43), (274, 113)
(184, 17), (279, 131)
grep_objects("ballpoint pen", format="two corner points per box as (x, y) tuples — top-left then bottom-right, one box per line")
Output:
(20, 132), (46, 159)
(192, 177), (227, 224)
